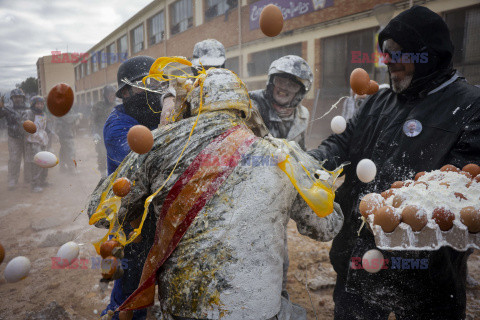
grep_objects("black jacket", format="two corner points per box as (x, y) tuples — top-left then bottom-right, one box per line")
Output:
(309, 78), (480, 310)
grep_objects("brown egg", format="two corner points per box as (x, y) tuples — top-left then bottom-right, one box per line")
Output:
(101, 256), (119, 280)
(365, 80), (379, 95)
(100, 240), (122, 259)
(23, 120), (37, 134)
(391, 181), (404, 189)
(47, 83), (74, 117)
(130, 216), (142, 229)
(392, 194), (405, 208)
(454, 192), (468, 201)
(460, 206), (480, 233)
(128, 230), (142, 244)
(359, 193), (385, 218)
(462, 164), (480, 178)
(413, 181), (428, 189)
(113, 177), (131, 197)
(119, 311), (134, 320)
(350, 68), (370, 95)
(414, 171), (425, 181)
(440, 164), (459, 173)
(374, 206), (400, 233)
(432, 207), (455, 231)
(127, 125), (154, 154)
(402, 205), (428, 232)
(381, 189), (395, 199)
(259, 4), (284, 37)
(0, 242), (4, 265)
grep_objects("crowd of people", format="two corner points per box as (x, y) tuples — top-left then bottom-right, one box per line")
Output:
(2, 5), (480, 320)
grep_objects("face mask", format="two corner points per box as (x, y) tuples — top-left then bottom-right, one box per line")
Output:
(124, 91), (162, 129)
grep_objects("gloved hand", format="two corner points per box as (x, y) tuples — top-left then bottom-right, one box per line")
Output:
(93, 133), (101, 144)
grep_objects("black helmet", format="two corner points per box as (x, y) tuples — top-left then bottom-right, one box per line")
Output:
(115, 56), (155, 98)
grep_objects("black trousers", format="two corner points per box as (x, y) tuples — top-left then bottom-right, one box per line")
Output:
(333, 276), (466, 320)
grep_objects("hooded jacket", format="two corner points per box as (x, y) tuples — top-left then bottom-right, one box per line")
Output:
(309, 5), (480, 315)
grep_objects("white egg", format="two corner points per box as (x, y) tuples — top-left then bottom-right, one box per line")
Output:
(34, 151), (59, 168)
(362, 249), (384, 273)
(331, 116), (347, 134)
(4, 256), (31, 283)
(356, 159), (377, 183)
(56, 242), (80, 266)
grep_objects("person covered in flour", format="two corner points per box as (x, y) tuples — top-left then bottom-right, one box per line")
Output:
(308, 6), (480, 319)
(88, 67), (344, 320)
(249, 55), (312, 151)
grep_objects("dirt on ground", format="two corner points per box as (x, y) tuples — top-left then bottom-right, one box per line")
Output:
(0, 134), (479, 320)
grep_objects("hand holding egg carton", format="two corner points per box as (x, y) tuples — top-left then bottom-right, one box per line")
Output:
(359, 163), (480, 251)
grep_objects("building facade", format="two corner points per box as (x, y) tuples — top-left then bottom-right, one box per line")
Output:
(69, 0), (479, 145)
(36, 55), (75, 98)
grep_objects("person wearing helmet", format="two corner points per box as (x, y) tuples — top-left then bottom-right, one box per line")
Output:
(89, 67), (343, 320)
(249, 55), (313, 151)
(101, 55), (164, 320)
(191, 38), (226, 74)
(104, 55), (164, 175)
(91, 85), (116, 177)
(24, 96), (50, 192)
(0, 88), (30, 190)
(161, 39), (227, 126)
(309, 6), (480, 319)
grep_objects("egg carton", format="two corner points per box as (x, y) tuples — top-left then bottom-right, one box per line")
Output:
(366, 215), (480, 251)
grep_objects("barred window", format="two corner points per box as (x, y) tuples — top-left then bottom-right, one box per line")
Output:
(131, 24), (144, 54)
(248, 43), (302, 77)
(445, 5), (480, 84)
(117, 35), (128, 59)
(322, 28), (375, 99)
(170, 0), (193, 35)
(106, 42), (116, 65)
(148, 11), (165, 45)
(205, 0), (237, 20)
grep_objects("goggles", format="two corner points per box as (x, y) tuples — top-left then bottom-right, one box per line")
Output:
(273, 76), (301, 94)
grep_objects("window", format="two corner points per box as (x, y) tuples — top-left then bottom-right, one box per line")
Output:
(99, 49), (107, 69)
(92, 55), (98, 73)
(170, 0), (193, 35)
(107, 42), (117, 65)
(80, 64), (84, 78)
(130, 24), (144, 54)
(117, 35), (128, 60)
(248, 43), (302, 77)
(225, 56), (239, 74)
(205, 0), (237, 20)
(85, 60), (90, 76)
(445, 5), (480, 84)
(321, 28), (375, 99)
(148, 11), (165, 45)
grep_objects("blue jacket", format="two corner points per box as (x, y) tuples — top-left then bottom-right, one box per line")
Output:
(103, 104), (139, 175)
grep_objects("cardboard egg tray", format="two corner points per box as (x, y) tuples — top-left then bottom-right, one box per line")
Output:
(366, 215), (480, 251)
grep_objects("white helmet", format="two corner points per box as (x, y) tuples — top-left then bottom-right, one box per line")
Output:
(267, 55), (313, 108)
(187, 68), (251, 119)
